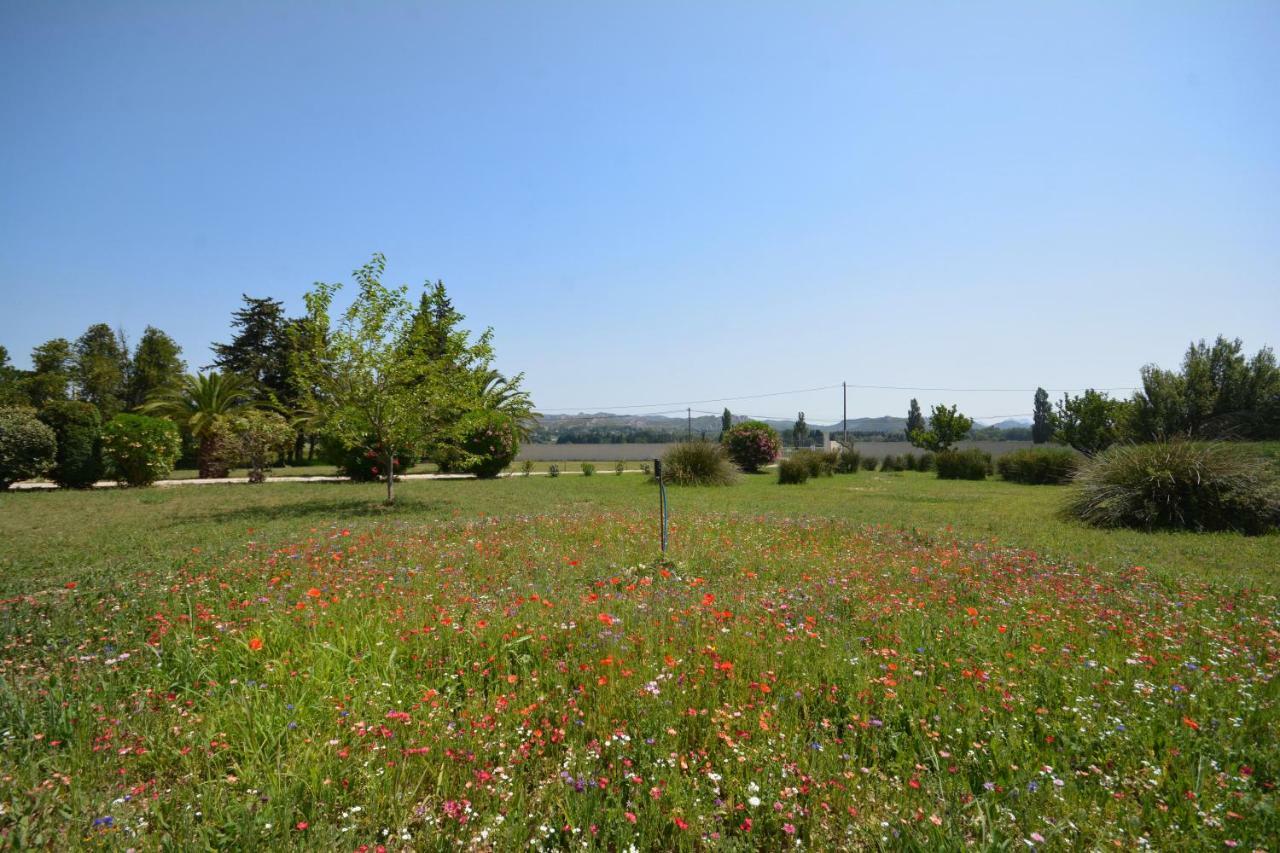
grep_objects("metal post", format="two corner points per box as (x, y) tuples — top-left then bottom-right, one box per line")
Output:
(654, 458), (668, 553)
(686, 408), (691, 440)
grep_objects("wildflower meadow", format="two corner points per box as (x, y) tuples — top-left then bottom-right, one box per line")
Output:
(1, 483), (1275, 849)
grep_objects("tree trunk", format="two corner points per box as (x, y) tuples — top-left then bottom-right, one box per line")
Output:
(385, 445), (395, 504)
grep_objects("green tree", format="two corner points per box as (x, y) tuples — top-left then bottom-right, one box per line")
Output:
(0, 346), (30, 406)
(908, 403), (973, 453)
(905, 398), (925, 438)
(1031, 387), (1054, 444)
(210, 296), (292, 402)
(293, 254), (494, 504)
(721, 408), (732, 437)
(28, 338), (74, 407)
(127, 327), (185, 409)
(792, 412), (807, 448)
(473, 368), (535, 440)
(74, 324), (129, 418)
(1054, 389), (1128, 455)
(142, 373), (255, 477)
(230, 410), (295, 483)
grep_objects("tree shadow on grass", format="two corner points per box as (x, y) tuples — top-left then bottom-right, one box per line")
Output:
(166, 494), (452, 526)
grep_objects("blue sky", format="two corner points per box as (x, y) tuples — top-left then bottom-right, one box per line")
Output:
(2, 1), (1277, 423)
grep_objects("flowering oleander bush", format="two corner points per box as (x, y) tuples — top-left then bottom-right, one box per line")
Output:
(0, 407), (57, 489)
(2, 513), (1276, 848)
(101, 413), (181, 487)
(721, 421), (781, 472)
(453, 410), (520, 479)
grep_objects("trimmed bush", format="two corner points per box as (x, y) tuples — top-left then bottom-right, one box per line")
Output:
(38, 400), (103, 488)
(324, 439), (417, 481)
(777, 456), (810, 485)
(916, 451), (936, 473)
(936, 449), (990, 480)
(880, 454), (905, 472)
(860, 455), (879, 471)
(722, 421), (781, 472)
(0, 407), (57, 489)
(581, 462), (596, 477)
(791, 449), (836, 478)
(834, 448), (861, 473)
(902, 452), (918, 471)
(1064, 441), (1280, 534)
(660, 442), (737, 486)
(997, 447), (1079, 485)
(101, 414), (181, 487)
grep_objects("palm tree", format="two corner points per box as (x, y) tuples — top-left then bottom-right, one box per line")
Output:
(474, 368), (536, 440)
(143, 372), (255, 477)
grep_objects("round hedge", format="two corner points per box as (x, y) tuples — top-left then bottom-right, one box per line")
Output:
(38, 400), (104, 488)
(102, 414), (182, 487)
(722, 421), (781, 472)
(0, 407), (57, 489)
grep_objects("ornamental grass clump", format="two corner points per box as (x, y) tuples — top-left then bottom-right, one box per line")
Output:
(1064, 441), (1280, 534)
(659, 441), (737, 486)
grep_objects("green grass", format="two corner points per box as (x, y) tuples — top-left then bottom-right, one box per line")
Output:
(0, 473), (1276, 848)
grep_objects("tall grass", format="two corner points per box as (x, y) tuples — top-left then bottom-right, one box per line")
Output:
(659, 441), (737, 486)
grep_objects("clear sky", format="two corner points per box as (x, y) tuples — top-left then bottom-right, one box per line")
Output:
(2, 1), (1277, 424)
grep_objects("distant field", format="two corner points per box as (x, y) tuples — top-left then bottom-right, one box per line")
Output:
(519, 440), (1037, 461)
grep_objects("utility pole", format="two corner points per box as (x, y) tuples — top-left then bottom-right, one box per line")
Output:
(842, 381), (847, 446)
(687, 407), (692, 440)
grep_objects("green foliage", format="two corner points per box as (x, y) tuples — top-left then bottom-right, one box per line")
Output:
(997, 447), (1078, 485)
(720, 408), (732, 436)
(451, 410), (520, 479)
(1054, 389), (1128, 455)
(74, 324), (129, 418)
(0, 407), (57, 489)
(230, 410), (295, 483)
(1032, 387), (1054, 444)
(908, 404), (973, 453)
(791, 412), (807, 448)
(776, 456), (810, 484)
(28, 338), (73, 407)
(721, 420), (781, 472)
(1131, 336), (1280, 440)
(916, 451), (936, 473)
(859, 454), (879, 471)
(834, 448), (861, 473)
(936, 448), (990, 480)
(37, 401), (103, 488)
(581, 462), (596, 477)
(126, 327), (185, 409)
(905, 398), (925, 438)
(521, 459), (534, 477)
(322, 438), (416, 481)
(548, 463), (560, 478)
(101, 414), (180, 487)
(142, 373), (255, 478)
(1065, 441), (1280, 534)
(660, 441), (737, 486)
(614, 461), (625, 476)
(640, 462), (651, 477)
(879, 454), (905, 472)
(0, 346), (29, 407)
(211, 295), (293, 404)
(791, 449), (836, 478)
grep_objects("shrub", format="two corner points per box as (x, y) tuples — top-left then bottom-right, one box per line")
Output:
(722, 421), (781, 472)
(1064, 441), (1280, 534)
(548, 464), (560, 478)
(230, 410), (295, 484)
(521, 459), (534, 477)
(614, 461), (626, 476)
(901, 452), (917, 471)
(660, 442), (737, 486)
(936, 449), (990, 480)
(101, 414), (181, 487)
(37, 400), (103, 488)
(880, 454), (905, 472)
(860, 455), (879, 471)
(997, 447), (1079, 485)
(916, 451), (936, 473)
(791, 449), (836, 478)
(834, 448), (861, 473)
(640, 462), (651, 477)
(0, 407), (57, 489)
(777, 457), (810, 485)
(452, 410), (520, 479)
(581, 462), (596, 477)
(324, 439), (417, 481)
